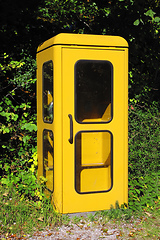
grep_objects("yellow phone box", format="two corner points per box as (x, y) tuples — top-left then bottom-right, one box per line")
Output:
(37, 33), (128, 214)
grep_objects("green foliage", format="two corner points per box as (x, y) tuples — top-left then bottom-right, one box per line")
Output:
(128, 172), (160, 212)
(0, 52), (38, 200)
(38, 0), (99, 33)
(128, 101), (160, 175)
(0, 1), (159, 231)
(128, 101), (160, 211)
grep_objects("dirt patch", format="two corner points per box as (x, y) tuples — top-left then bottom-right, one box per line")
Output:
(26, 217), (144, 239)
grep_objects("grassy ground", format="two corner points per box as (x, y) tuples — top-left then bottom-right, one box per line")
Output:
(117, 210), (160, 239)
(0, 185), (159, 239)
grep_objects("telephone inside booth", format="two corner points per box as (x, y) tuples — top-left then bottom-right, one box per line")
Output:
(37, 33), (128, 214)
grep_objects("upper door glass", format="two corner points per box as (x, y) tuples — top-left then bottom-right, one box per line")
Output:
(75, 60), (113, 123)
(43, 61), (53, 123)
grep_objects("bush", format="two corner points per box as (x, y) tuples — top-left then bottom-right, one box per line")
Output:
(128, 100), (160, 211)
(0, 53), (38, 199)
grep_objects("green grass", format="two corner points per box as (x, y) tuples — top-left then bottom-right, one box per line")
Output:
(0, 184), (159, 239)
(117, 209), (160, 239)
(137, 210), (160, 239)
(0, 184), (61, 239)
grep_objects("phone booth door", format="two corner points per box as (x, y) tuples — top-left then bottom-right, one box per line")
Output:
(62, 47), (128, 213)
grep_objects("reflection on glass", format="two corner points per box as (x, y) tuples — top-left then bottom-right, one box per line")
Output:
(75, 131), (112, 193)
(75, 60), (112, 123)
(43, 61), (53, 122)
(43, 130), (54, 192)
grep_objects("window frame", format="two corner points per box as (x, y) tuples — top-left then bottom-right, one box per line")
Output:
(42, 60), (54, 124)
(75, 130), (113, 194)
(43, 129), (54, 193)
(74, 59), (113, 124)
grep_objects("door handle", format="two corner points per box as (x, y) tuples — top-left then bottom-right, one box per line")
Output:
(68, 114), (73, 144)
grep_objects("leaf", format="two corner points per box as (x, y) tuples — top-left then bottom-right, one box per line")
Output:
(154, 17), (160, 23)
(129, 231), (134, 237)
(48, 233), (52, 236)
(134, 19), (140, 26)
(21, 122), (37, 132)
(145, 211), (152, 217)
(22, 135), (30, 143)
(28, 159), (33, 163)
(144, 9), (156, 18)
(2, 145), (7, 148)
(1, 178), (9, 185)
(3, 192), (9, 196)
(38, 217), (44, 222)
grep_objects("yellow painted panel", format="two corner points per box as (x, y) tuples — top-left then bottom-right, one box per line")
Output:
(102, 103), (111, 121)
(81, 132), (111, 166)
(37, 48), (53, 178)
(46, 136), (53, 192)
(81, 104), (111, 123)
(81, 167), (111, 192)
(47, 91), (53, 105)
(37, 46), (64, 213)
(47, 150), (53, 167)
(46, 170), (53, 190)
(37, 33), (128, 53)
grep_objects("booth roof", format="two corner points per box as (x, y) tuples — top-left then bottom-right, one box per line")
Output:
(37, 33), (128, 53)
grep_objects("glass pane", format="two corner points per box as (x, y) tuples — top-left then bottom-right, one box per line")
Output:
(75, 60), (112, 123)
(75, 131), (112, 193)
(43, 130), (54, 192)
(43, 61), (53, 122)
